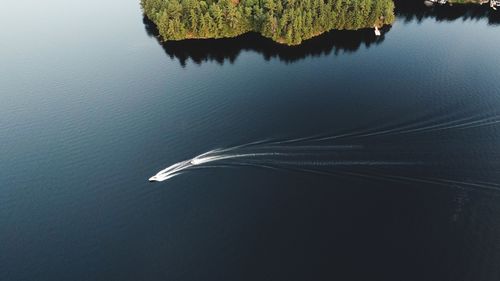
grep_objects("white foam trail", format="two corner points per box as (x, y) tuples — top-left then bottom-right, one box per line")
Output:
(149, 150), (287, 182)
(148, 112), (500, 183)
(258, 144), (363, 150)
(149, 142), (368, 182)
(149, 147), (416, 182)
(250, 160), (419, 167)
(190, 152), (282, 165)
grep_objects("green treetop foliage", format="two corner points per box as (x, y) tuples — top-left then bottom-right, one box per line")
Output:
(141, 0), (395, 45)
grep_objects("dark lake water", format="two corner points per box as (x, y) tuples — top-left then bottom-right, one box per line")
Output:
(2, 0), (500, 280)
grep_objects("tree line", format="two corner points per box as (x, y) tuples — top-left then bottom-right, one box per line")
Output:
(141, 0), (395, 45)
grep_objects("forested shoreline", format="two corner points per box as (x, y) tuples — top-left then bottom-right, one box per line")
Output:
(141, 0), (395, 45)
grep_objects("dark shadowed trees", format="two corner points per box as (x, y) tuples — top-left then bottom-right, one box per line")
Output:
(141, 0), (395, 45)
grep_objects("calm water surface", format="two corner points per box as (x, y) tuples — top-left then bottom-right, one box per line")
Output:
(1, 0), (500, 280)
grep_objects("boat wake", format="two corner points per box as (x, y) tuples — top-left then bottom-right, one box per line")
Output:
(149, 144), (373, 182)
(149, 110), (500, 191)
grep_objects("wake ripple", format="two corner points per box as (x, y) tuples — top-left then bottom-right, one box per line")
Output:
(149, 111), (500, 191)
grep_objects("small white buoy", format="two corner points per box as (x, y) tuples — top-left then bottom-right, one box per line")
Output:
(374, 27), (381, 36)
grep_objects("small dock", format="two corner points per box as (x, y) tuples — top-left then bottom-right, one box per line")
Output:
(424, 0), (498, 10)
(424, 0), (447, 5)
(491, 0), (499, 10)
